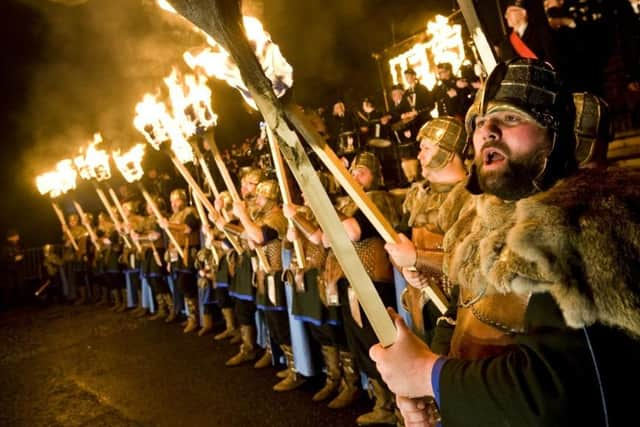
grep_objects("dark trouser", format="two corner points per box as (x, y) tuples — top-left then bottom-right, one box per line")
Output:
(214, 286), (233, 308)
(264, 309), (290, 347)
(127, 271), (141, 294)
(147, 276), (169, 296)
(176, 271), (197, 299)
(234, 298), (256, 326)
(309, 322), (348, 349)
(338, 279), (396, 381)
(106, 272), (125, 290)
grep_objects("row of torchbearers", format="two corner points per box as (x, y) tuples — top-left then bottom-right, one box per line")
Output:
(34, 2), (470, 425)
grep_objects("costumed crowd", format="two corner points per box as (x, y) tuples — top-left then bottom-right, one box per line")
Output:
(6, 1), (640, 426)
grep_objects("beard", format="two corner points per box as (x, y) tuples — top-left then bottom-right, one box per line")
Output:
(474, 142), (547, 201)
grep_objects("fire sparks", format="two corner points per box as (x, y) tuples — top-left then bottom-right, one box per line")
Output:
(36, 159), (78, 198)
(113, 144), (146, 183)
(183, 16), (292, 110)
(388, 15), (466, 90)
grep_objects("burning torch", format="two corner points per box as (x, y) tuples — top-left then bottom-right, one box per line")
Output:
(73, 133), (138, 252)
(36, 161), (79, 252)
(166, 2), (400, 345)
(112, 143), (185, 262)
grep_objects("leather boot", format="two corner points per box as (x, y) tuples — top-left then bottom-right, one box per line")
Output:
(225, 325), (257, 366)
(131, 290), (147, 317)
(328, 351), (361, 409)
(313, 345), (341, 402)
(273, 344), (306, 392)
(74, 286), (87, 305)
(183, 298), (199, 333)
(96, 287), (109, 306)
(276, 367), (288, 379)
(197, 313), (214, 336)
(229, 329), (242, 344)
(214, 308), (237, 340)
(165, 294), (177, 323)
(148, 293), (169, 320)
(116, 289), (128, 312)
(253, 345), (272, 369)
(110, 289), (121, 312)
(355, 379), (397, 426)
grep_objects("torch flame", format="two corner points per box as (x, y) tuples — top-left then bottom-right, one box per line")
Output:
(426, 15), (465, 79)
(388, 15), (466, 91)
(36, 159), (78, 198)
(83, 133), (112, 181)
(164, 68), (217, 138)
(183, 16), (292, 110)
(36, 171), (57, 196)
(133, 93), (174, 148)
(113, 144), (146, 183)
(133, 92), (194, 164)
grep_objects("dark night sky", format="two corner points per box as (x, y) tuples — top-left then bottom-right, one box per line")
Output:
(0, 0), (461, 247)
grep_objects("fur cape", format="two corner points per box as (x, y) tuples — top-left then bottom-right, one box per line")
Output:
(444, 167), (640, 337)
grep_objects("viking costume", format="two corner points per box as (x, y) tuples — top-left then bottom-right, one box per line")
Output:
(211, 191), (237, 341)
(329, 152), (400, 425)
(121, 202), (144, 315)
(225, 168), (262, 367)
(93, 213), (112, 306)
(400, 117), (471, 346)
(63, 214), (88, 302)
(288, 203), (353, 405)
(166, 189), (201, 333)
(431, 59), (640, 426)
(137, 201), (172, 321)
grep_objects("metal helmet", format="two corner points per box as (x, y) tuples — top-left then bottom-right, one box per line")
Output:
(218, 191), (233, 211)
(417, 117), (467, 170)
(255, 179), (280, 201)
(122, 200), (138, 215)
(170, 189), (187, 202)
(573, 92), (612, 167)
(240, 167), (263, 185)
(467, 58), (575, 193)
(147, 196), (166, 214)
(349, 151), (384, 189)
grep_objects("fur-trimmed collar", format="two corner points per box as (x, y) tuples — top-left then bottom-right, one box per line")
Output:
(499, 167), (640, 336)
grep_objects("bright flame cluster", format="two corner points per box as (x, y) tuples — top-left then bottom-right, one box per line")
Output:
(36, 159), (78, 198)
(184, 16), (293, 110)
(113, 144), (146, 183)
(164, 68), (218, 136)
(388, 15), (466, 90)
(74, 133), (112, 181)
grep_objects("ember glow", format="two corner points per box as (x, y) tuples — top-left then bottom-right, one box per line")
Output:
(388, 15), (466, 90)
(36, 159), (78, 198)
(183, 16), (293, 110)
(113, 144), (146, 183)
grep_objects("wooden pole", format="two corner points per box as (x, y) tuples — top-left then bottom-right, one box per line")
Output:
(138, 184), (185, 261)
(264, 126), (305, 269)
(51, 201), (79, 252)
(95, 186), (135, 250)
